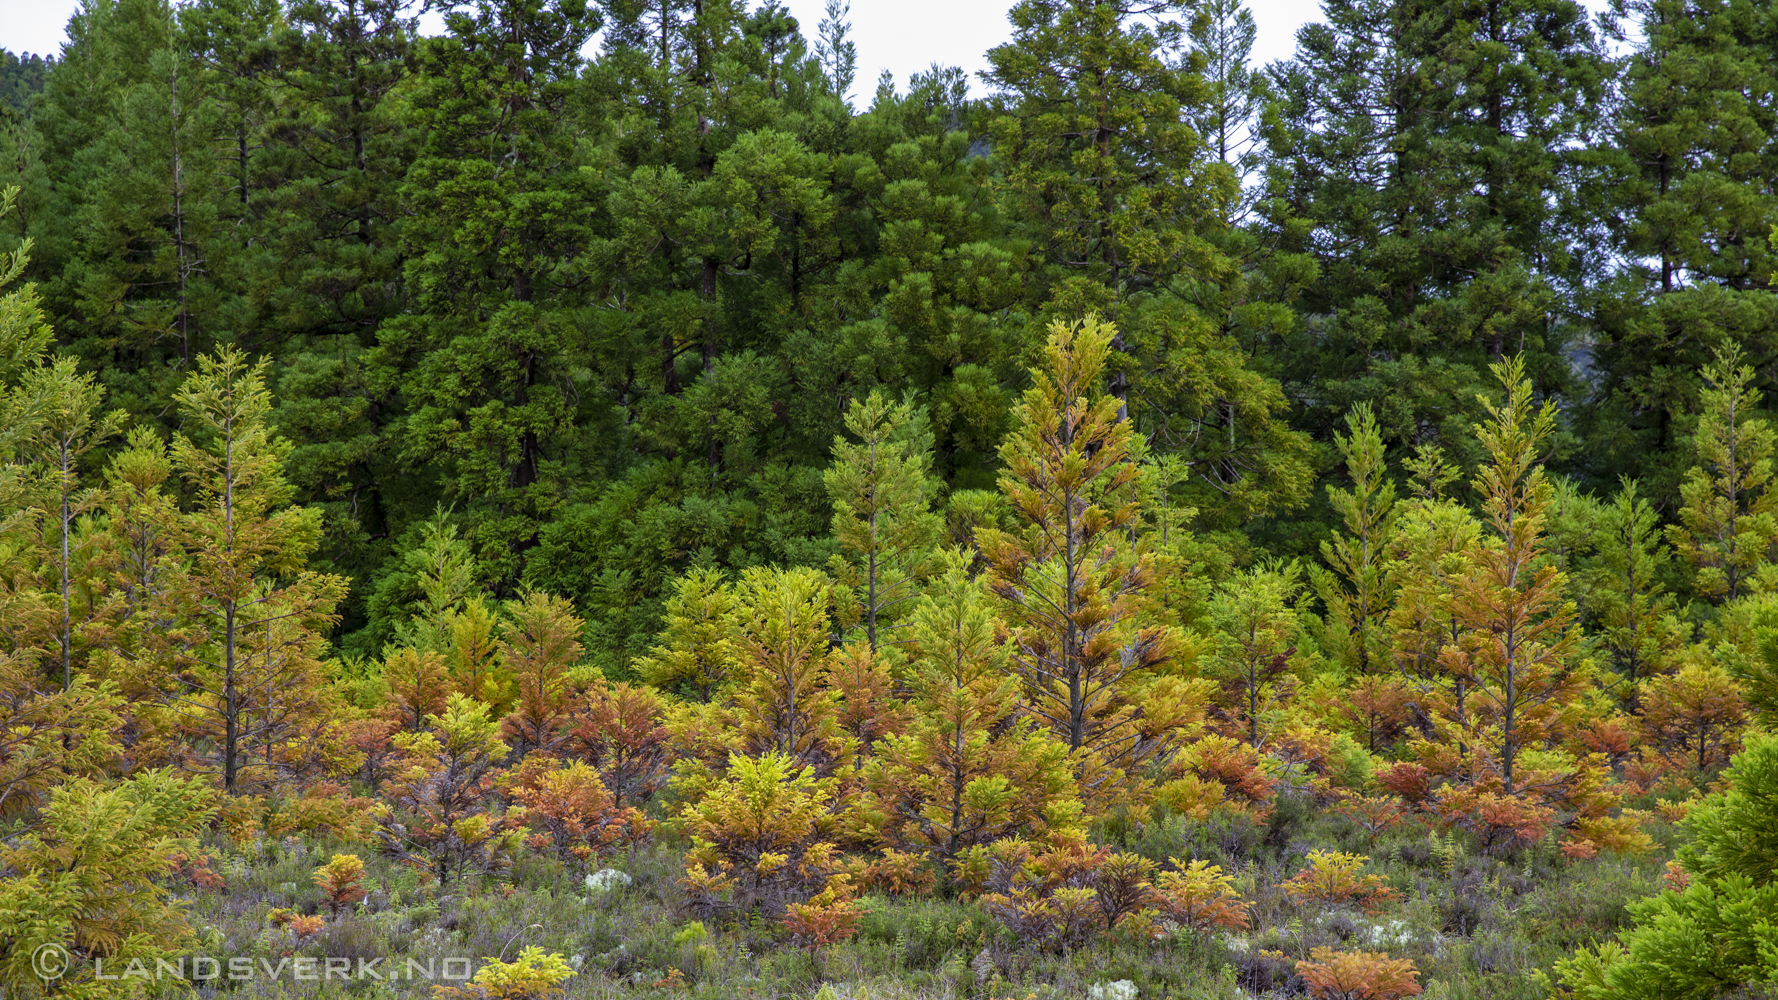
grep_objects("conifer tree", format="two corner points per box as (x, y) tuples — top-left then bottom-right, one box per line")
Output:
(1265, 0), (1601, 454)
(1641, 662), (1746, 772)
(0, 186), (62, 662)
(635, 566), (736, 702)
(824, 389), (942, 649)
(499, 590), (585, 754)
(1586, 479), (1686, 700)
(1558, 735), (1778, 999)
(1581, 0), (1778, 493)
(828, 642), (907, 768)
(25, 0), (200, 394)
(1207, 561), (1305, 749)
(382, 646), (450, 732)
(0, 769), (216, 995)
(1386, 499), (1482, 741)
(443, 595), (509, 711)
(84, 31), (219, 373)
(562, 680), (671, 806)
(1190, 0), (1267, 210)
(1442, 357), (1584, 794)
(981, 0), (1312, 523)
(270, 0), (418, 334)
(1313, 403), (1398, 676)
(19, 359), (124, 690)
(103, 348), (347, 794)
(0, 657), (126, 820)
(377, 692), (523, 882)
(371, 510), (481, 654)
(978, 317), (1199, 782)
(982, 0), (1225, 326)
(179, 0), (279, 245)
(864, 553), (1080, 857)
(813, 0), (856, 98)
(726, 565), (848, 773)
(1666, 345), (1778, 605)
(390, 0), (603, 587)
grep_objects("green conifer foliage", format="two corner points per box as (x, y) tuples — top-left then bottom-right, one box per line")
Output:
(726, 565), (848, 773)
(1667, 345), (1778, 604)
(1580, 0), (1778, 496)
(983, 0), (1226, 317)
(388, 0), (603, 588)
(1207, 561), (1306, 749)
(1313, 403), (1398, 676)
(1585, 479), (1688, 700)
(823, 389), (942, 649)
(635, 567), (739, 702)
(0, 770), (217, 995)
(1265, 0), (1601, 461)
(1558, 734), (1778, 999)
(863, 553), (1080, 857)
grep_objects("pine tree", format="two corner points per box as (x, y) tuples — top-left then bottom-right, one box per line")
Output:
(179, 0), (279, 256)
(863, 552), (1081, 857)
(0, 770), (216, 995)
(1585, 478), (1687, 700)
(269, 0), (418, 340)
(363, 509), (481, 655)
(1386, 498), (1482, 746)
(0, 659), (126, 820)
(25, 0), (199, 397)
(390, 0), (603, 588)
(0, 184), (61, 663)
(1641, 662), (1747, 772)
(980, 0), (1312, 523)
(0, 52), (55, 116)
(256, 0), (421, 629)
(562, 680), (671, 807)
(377, 692), (524, 882)
(823, 389), (942, 649)
(982, 0), (1226, 327)
(101, 348), (347, 794)
(1190, 0), (1268, 211)
(1666, 345), (1778, 604)
(1442, 356), (1585, 794)
(1264, 0), (1602, 458)
(725, 565), (849, 773)
(1207, 561), (1306, 749)
(1580, 0), (1778, 495)
(499, 590), (585, 754)
(19, 359), (124, 690)
(1558, 734), (1778, 999)
(382, 646), (451, 731)
(55, 3), (221, 384)
(1313, 403), (1398, 676)
(978, 317), (1200, 783)
(812, 0), (856, 99)
(635, 566), (737, 701)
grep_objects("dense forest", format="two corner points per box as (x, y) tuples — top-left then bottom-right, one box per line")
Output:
(0, 0), (1775, 996)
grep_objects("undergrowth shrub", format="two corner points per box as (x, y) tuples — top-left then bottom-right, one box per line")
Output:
(1283, 850), (1401, 913)
(502, 756), (652, 862)
(313, 853), (368, 914)
(1152, 859), (1250, 934)
(1296, 946), (1423, 1000)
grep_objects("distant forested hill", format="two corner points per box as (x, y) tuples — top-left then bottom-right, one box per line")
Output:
(0, 50), (54, 114)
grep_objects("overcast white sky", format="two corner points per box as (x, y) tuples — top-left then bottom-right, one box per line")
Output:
(1, 0), (1608, 99)
(0, 0), (1321, 88)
